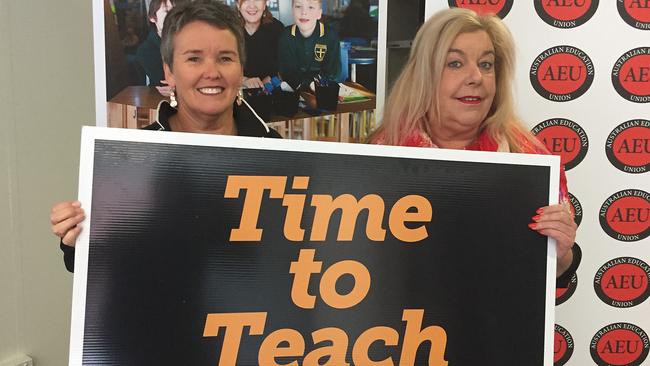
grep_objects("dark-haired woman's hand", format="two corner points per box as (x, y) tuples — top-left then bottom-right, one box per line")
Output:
(50, 200), (85, 247)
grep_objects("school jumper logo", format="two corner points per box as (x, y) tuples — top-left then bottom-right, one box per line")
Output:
(314, 44), (327, 62)
(556, 273), (577, 305)
(612, 47), (650, 103)
(535, 0), (599, 28)
(617, 0), (650, 30)
(531, 118), (589, 170)
(568, 192), (583, 226)
(554, 324), (574, 365)
(590, 323), (650, 366)
(530, 45), (594, 102)
(594, 257), (650, 308)
(606, 119), (650, 174)
(447, 0), (513, 18)
(599, 189), (650, 242)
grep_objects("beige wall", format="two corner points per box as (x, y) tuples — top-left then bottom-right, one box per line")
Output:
(0, 0), (94, 364)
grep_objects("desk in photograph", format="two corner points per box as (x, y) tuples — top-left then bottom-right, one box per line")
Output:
(107, 86), (377, 142)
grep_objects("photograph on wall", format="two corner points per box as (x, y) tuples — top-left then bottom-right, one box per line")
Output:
(93, 0), (382, 139)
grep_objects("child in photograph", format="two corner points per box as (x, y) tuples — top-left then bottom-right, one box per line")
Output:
(236, 0), (284, 89)
(136, 0), (174, 89)
(278, 0), (341, 90)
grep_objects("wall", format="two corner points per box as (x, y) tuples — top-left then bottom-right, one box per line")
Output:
(0, 0), (94, 364)
(0, 0), (20, 361)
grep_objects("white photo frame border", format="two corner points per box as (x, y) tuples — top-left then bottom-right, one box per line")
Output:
(91, 0), (389, 127)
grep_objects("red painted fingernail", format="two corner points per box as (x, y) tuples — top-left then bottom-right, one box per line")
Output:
(528, 223), (538, 229)
(536, 208), (544, 214)
(532, 215), (541, 222)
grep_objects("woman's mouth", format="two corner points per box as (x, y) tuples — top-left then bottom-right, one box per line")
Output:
(457, 96), (481, 104)
(198, 87), (224, 95)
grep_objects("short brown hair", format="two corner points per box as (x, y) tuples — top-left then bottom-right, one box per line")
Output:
(160, 0), (246, 70)
(292, 0), (323, 5)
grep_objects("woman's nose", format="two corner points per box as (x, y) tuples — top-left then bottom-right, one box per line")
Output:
(203, 61), (222, 79)
(466, 65), (483, 85)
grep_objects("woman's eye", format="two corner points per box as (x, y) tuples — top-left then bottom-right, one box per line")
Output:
(220, 57), (233, 63)
(480, 61), (494, 70)
(447, 60), (462, 68)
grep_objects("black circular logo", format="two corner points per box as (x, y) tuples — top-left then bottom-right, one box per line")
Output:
(531, 118), (589, 170)
(568, 192), (583, 227)
(535, 0), (599, 28)
(612, 47), (650, 103)
(530, 46), (595, 102)
(556, 273), (577, 305)
(447, 0), (514, 18)
(594, 257), (650, 308)
(618, 0), (650, 30)
(599, 189), (650, 242)
(591, 323), (649, 366)
(606, 119), (650, 174)
(554, 324), (575, 365)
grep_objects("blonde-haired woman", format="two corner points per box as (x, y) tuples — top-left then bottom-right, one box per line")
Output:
(370, 8), (580, 286)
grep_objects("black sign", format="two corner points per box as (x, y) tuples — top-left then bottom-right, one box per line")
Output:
(70, 128), (557, 366)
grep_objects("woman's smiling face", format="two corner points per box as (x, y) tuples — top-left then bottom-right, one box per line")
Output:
(437, 30), (496, 134)
(164, 21), (243, 120)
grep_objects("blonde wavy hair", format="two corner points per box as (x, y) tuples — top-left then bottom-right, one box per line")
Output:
(372, 8), (539, 153)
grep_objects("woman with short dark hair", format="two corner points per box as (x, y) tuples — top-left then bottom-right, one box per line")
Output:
(51, 0), (281, 272)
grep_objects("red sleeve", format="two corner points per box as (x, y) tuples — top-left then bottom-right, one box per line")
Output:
(559, 164), (569, 203)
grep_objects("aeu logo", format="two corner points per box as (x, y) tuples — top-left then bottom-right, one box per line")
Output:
(590, 323), (649, 366)
(568, 192), (583, 227)
(618, 0), (650, 30)
(530, 45), (594, 102)
(612, 47), (650, 103)
(599, 189), (650, 242)
(531, 118), (588, 170)
(606, 119), (650, 174)
(594, 257), (650, 308)
(447, 0), (513, 18)
(535, 0), (599, 29)
(554, 324), (574, 366)
(556, 273), (577, 305)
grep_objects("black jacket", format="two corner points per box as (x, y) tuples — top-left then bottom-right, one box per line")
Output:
(244, 17), (284, 79)
(135, 30), (165, 86)
(278, 21), (341, 90)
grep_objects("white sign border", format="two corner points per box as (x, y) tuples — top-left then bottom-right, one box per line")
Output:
(70, 126), (559, 365)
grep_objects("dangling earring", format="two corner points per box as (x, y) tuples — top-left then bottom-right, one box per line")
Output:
(169, 88), (178, 108)
(236, 88), (244, 106)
